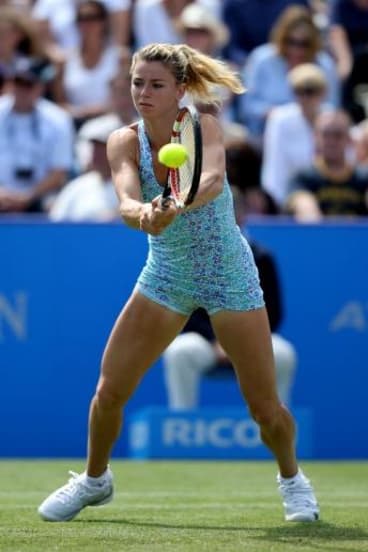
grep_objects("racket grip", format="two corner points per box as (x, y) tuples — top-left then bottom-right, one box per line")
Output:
(160, 195), (173, 209)
(160, 195), (185, 210)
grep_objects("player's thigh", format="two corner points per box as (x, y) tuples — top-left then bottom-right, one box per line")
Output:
(210, 307), (279, 404)
(101, 289), (188, 392)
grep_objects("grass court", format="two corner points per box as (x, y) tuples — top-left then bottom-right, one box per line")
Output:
(0, 460), (367, 551)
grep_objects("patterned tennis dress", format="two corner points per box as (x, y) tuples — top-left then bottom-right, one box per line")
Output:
(136, 120), (265, 315)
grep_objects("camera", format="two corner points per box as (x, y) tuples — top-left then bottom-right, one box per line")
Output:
(14, 168), (34, 180)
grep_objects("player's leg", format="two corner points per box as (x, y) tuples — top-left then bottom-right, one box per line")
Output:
(163, 332), (217, 409)
(211, 307), (319, 522)
(211, 307), (297, 475)
(87, 289), (188, 476)
(38, 289), (188, 521)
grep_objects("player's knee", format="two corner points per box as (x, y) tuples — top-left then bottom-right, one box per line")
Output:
(95, 381), (128, 410)
(248, 399), (281, 427)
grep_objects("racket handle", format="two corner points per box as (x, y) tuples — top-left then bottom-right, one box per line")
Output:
(160, 195), (185, 210)
(160, 195), (173, 209)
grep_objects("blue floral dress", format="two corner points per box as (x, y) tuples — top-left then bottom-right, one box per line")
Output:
(136, 120), (264, 315)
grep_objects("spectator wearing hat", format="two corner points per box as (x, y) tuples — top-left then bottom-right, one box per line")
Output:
(133, 0), (219, 49)
(49, 116), (121, 221)
(176, 2), (229, 57)
(177, 3), (242, 129)
(262, 63), (331, 206)
(0, 6), (54, 95)
(0, 56), (74, 213)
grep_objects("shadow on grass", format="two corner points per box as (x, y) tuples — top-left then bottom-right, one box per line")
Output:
(255, 523), (368, 552)
(78, 518), (368, 550)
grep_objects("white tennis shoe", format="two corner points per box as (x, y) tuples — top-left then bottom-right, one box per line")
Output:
(38, 467), (114, 521)
(278, 469), (320, 522)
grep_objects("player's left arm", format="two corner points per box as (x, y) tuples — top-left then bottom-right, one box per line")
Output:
(186, 114), (225, 210)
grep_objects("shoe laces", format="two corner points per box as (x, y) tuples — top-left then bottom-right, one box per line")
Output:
(55, 471), (88, 504)
(279, 478), (317, 509)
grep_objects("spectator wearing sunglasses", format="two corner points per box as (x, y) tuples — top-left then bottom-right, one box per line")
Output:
(262, 63), (331, 206)
(222, 0), (309, 67)
(239, 5), (340, 142)
(52, 1), (122, 129)
(32, 0), (132, 55)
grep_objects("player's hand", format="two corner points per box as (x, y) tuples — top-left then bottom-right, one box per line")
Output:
(139, 197), (178, 235)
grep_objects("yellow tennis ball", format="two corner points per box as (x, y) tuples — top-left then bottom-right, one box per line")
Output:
(158, 143), (188, 168)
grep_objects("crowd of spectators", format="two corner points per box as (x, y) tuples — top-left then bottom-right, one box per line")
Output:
(0, 0), (368, 220)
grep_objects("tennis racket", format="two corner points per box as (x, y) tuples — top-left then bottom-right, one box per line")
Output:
(161, 105), (202, 209)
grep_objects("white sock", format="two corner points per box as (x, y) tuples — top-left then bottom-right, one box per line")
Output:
(279, 468), (302, 483)
(85, 469), (108, 486)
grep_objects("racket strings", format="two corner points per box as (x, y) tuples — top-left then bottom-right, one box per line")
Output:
(170, 113), (196, 202)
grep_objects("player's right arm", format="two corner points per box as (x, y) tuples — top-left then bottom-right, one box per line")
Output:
(107, 126), (178, 233)
(107, 126), (145, 229)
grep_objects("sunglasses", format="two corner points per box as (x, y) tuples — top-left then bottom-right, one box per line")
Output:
(77, 13), (105, 23)
(294, 86), (322, 97)
(320, 129), (347, 139)
(14, 76), (37, 88)
(285, 38), (311, 49)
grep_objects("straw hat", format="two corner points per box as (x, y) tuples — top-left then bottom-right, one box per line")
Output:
(176, 3), (229, 49)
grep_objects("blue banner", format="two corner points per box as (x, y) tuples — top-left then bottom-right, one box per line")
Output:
(1, 218), (367, 458)
(127, 407), (314, 460)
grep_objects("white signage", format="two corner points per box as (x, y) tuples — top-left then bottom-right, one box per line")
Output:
(0, 292), (28, 342)
(162, 417), (262, 448)
(329, 301), (367, 332)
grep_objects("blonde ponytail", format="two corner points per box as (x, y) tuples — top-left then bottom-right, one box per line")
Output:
(131, 43), (245, 104)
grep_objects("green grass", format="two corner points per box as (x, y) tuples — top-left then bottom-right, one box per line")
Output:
(0, 460), (367, 551)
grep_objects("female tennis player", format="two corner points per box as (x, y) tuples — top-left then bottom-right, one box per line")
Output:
(38, 43), (319, 523)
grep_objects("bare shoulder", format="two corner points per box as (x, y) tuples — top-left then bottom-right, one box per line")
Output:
(107, 123), (138, 153)
(199, 113), (224, 143)
(107, 123), (139, 167)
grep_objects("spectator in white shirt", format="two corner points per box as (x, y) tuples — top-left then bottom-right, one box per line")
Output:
(0, 57), (74, 213)
(53, 1), (122, 129)
(49, 116), (120, 221)
(32, 0), (132, 54)
(262, 63), (330, 206)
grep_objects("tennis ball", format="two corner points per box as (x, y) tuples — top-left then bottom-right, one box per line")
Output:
(158, 143), (188, 168)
